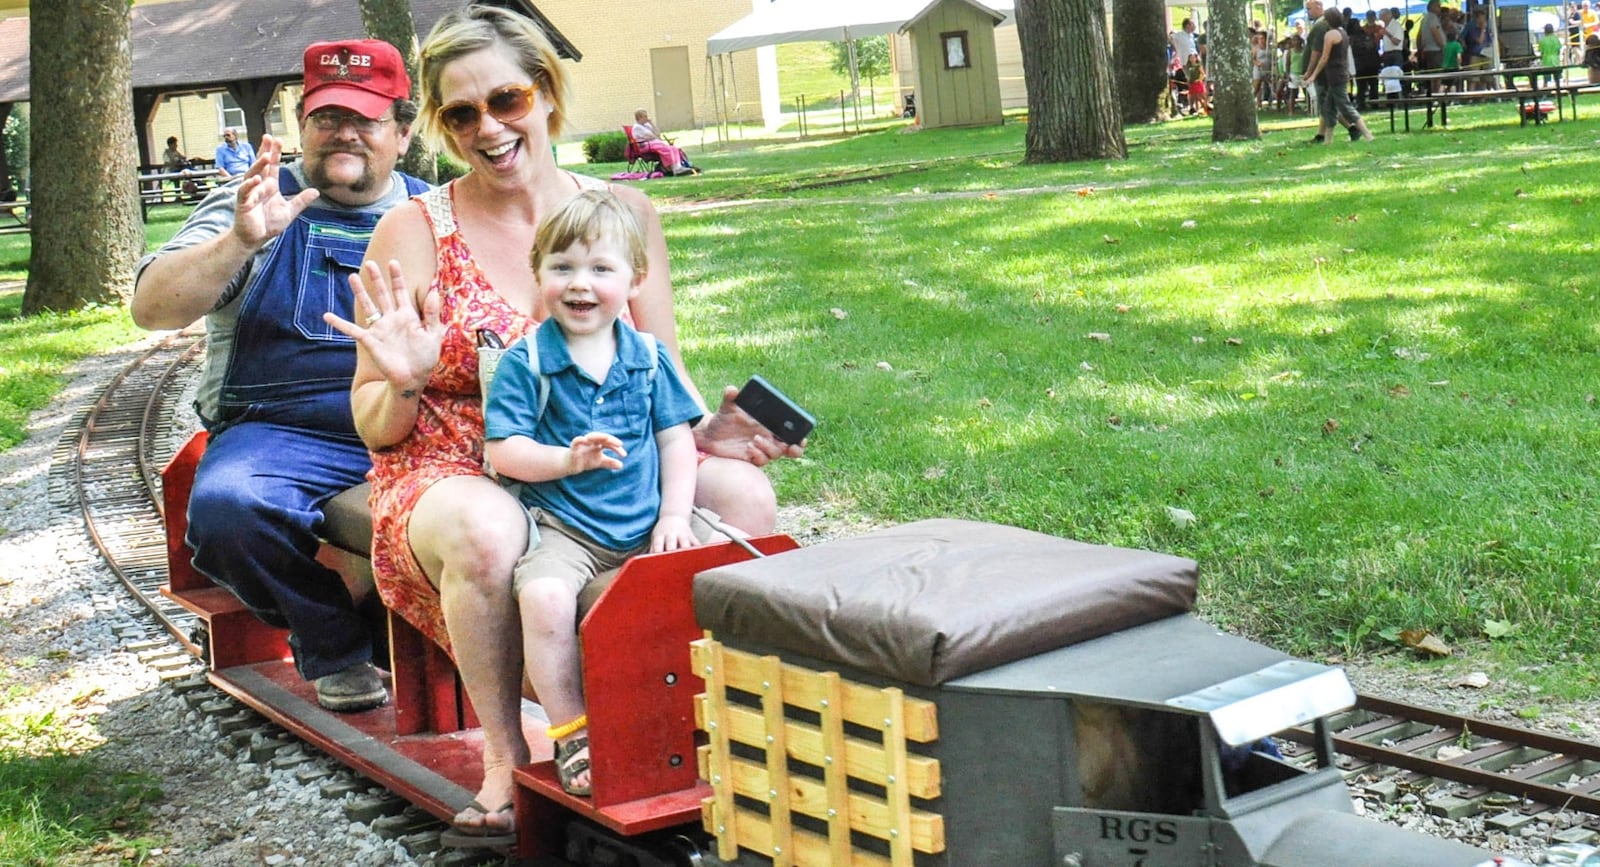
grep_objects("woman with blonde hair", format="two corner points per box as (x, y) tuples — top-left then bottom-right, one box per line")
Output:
(324, 4), (797, 843)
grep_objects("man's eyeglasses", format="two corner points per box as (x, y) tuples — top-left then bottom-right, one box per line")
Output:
(307, 111), (395, 134)
(435, 83), (539, 136)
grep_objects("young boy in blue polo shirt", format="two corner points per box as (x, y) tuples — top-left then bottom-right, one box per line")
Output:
(482, 189), (705, 799)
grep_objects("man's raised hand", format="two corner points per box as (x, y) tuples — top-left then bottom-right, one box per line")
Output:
(232, 135), (319, 250)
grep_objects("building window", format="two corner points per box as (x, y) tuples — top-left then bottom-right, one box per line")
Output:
(265, 94), (289, 139)
(942, 31), (970, 69)
(219, 92), (245, 135)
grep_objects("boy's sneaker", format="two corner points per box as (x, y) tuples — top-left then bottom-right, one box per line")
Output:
(314, 662), (387, 712)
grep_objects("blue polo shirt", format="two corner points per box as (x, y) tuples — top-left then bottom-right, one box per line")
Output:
(483, 318), (703, 550)
(214, 140), (256, 176)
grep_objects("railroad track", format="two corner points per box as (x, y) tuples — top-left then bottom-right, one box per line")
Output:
(1282, 695), (1600, 845)
(63, 336), (1600, 853)
(56, 331), (207, 654)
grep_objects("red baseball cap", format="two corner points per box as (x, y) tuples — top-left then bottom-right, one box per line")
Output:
(302, 39), (411, 120)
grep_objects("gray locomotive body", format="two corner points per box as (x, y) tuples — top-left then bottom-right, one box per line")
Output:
(686, 519), (1519, 867)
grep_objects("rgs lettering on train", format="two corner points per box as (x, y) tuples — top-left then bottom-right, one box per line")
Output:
(1099, 815), (1179, 846)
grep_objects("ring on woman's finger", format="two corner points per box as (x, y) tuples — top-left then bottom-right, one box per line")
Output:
(365, 311), (384, 326)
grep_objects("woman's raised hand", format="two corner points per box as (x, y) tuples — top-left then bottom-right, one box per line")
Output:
(324, 259), (445, 395)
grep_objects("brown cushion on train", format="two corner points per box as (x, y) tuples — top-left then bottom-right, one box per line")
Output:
(693, 519), (1198, 687)
(321, 483), (372, 557)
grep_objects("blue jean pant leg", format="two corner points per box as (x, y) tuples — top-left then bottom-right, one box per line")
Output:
(186, 422), (373, 680)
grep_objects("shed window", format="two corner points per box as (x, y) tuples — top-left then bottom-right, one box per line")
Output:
(942, 31), (970, 69)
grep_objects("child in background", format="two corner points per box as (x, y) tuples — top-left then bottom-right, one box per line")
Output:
(1587, 33), (1600, 83)
(1441, 32), (1464, 91)
(1252, 31), (1274, 106)
(1286, 35), (1307, 115)
(1539, 23), (1564, 87)
(482, 189), (709, 798)
(1188, 64), (1212, 115)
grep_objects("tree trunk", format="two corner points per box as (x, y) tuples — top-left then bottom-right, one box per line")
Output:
(1016, 0), (1127, 162)
(1207, 0), (1260, 140)
(1114, 0), (1174, 123)
(25, 0), (142, 314)
(359, 0), (435, 183)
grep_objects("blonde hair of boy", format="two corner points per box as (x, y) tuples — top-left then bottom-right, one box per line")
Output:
(530, 190), (650, 281)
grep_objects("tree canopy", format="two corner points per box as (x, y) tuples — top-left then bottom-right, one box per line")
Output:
(829, 35), (892, 83)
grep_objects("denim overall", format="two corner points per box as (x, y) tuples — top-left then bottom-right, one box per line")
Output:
(187, 167), (429, 680)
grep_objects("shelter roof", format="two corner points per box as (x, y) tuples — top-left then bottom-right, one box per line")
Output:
(0, 0), (577, 104)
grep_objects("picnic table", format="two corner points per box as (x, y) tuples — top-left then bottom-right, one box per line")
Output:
(1385, 65), (1589, 131)
(136, 167), (221, 221)
(0, 198), (26, 233)
(1498, 64), (1583, 124)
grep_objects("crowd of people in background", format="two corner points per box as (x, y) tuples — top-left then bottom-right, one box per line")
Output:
(1171, 0), (1600, 119)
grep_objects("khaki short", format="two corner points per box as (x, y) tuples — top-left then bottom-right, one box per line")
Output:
(511, 507), (720, 598)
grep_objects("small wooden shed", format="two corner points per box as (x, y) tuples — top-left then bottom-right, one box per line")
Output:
(901, 0), (1005, 129)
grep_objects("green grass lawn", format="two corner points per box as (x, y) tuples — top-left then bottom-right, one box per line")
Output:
(608, 102), (1600, 700)
(0, 709), (161, 866)
(0, 208), (183, 450)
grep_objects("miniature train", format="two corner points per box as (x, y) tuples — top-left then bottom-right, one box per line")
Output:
(159, 431), (1529, 866)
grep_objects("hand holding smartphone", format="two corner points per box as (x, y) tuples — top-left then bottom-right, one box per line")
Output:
(733, 375), (815, 446)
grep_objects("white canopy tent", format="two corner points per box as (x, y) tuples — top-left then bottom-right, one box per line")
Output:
(703, 0), (1015, 137)
(703, 0), (1244, 136)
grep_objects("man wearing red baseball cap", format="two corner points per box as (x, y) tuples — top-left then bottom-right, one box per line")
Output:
(131, 38), (432, 714)
(302, 39), (413, 120)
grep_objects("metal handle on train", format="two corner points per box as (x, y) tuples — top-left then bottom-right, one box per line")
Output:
(692, 506), (765, 559)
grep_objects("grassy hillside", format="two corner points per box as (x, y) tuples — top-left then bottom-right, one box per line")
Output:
(774, 41), (897, 115)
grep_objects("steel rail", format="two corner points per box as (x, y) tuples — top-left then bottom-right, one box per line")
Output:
(1283, 693), (1600, 818)
(74, 332), (206, 649)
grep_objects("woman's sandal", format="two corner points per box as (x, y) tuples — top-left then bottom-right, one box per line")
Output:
(439, 800), (516, 849)
(555, 734), (592, 797)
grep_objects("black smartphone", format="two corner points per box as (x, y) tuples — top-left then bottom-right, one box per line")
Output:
(734, 375), (815, 446)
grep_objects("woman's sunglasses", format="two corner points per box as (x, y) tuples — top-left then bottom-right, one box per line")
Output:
(435, 83), (541, 136)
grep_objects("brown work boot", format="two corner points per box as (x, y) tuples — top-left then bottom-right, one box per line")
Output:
(314, 662), (387, 712)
